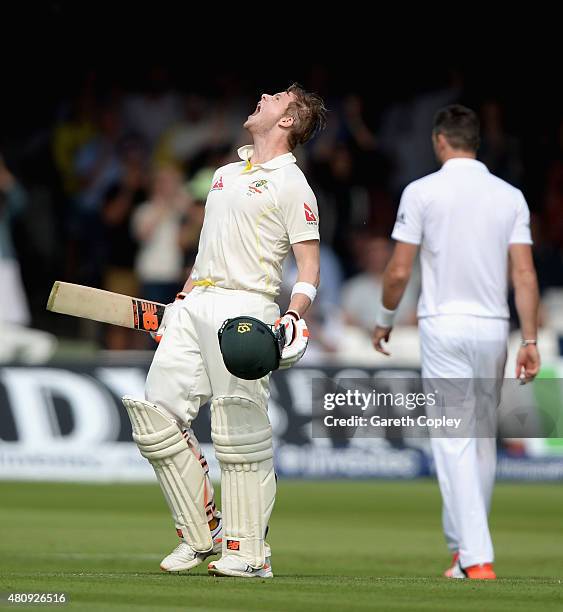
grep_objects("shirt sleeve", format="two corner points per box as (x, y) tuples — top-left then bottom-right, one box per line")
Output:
(280, 175), (320, 244)
(391, 183), (424, 245)
(509, 191), (533, 245)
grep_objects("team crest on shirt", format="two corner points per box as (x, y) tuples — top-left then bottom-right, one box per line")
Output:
(304, 202), (317, 225)
(246, 179), (269, 196)
(396, 211), (406, 225)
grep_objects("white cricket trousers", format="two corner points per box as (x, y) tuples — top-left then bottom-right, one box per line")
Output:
(145, 285), (280, 426)
(419, 315), (508, 568)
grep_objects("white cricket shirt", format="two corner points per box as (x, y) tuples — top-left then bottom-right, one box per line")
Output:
(391, 158), (532, 319)
(192, 145), (320, 296)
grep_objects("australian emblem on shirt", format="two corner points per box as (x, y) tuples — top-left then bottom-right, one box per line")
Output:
(246, 179), (269, 196)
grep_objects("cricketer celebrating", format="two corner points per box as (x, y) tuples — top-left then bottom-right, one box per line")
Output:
(372, 105), (540, 580)
(122, 84), (326, 578)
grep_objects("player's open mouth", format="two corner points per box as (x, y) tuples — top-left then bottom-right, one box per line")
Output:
(249, 102), (261, 117)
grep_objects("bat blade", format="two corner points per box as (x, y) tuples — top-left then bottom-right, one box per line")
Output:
(47, 281), (166, 333)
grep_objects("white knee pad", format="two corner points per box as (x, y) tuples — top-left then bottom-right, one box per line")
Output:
(211, 396), (276, 569)
(122, 396), (213, 553)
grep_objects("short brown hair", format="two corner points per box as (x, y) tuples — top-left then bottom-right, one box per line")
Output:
(284, 83), (327, 151)
(433, 104), (480, 152)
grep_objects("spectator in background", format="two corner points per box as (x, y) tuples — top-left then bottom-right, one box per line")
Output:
(537, 119), (563, 330)
(309, 93), (382, 234)
(132, 164), (190, 304)
(70, 104), (126, 287)
(309, 95), (396, 264)
(52, 73), (97, 198)
(479, 100), (523, 187)
(379, 71), (462, 194)
(312, 93), (377, 163)
(123, 66), (182, 150)
(154, 94), (243, 169)
(529, 213), (563, 293)
(0, 157), (56, 362)
(544, 118), (563, 250)
(509, 213), (560, 331)
(180, 167), (213, 267)
(312, 143), (369, 274)
(0, 156), (30, 326)
(74, 104), (124, 214)
(100, 140), (149, 349)
(342, 235), (418, 334)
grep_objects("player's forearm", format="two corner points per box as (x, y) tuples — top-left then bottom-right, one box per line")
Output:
(289, 240), (320, 318)
(287, 266), (319, 318)
(513, 270), (540, 340)
(287, 293), (312, 317)
(382, 265), (410, 310)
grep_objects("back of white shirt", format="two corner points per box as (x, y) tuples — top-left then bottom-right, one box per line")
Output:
(391, 158), (532, 319)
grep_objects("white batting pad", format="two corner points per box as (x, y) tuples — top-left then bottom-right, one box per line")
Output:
(122, 396), (213, 553)
(211, 396), (276, 568)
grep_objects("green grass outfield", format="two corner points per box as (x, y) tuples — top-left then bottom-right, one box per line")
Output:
(0, 480), (561, 611)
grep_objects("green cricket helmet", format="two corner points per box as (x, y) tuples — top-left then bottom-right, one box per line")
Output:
(217, 316), (286, 380)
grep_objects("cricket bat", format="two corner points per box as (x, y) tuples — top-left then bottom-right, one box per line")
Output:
(47, 281), (166, 333)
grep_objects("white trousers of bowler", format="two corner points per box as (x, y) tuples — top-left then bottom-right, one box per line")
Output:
(145, 285), (280, 425)
(419, 314), (508, 568)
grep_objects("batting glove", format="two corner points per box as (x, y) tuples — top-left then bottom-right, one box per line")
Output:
(276, 310), (309, 369)
(152, 292), (187, 343)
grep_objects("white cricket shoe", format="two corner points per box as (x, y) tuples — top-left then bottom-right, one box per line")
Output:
(444, 552), (465, 579)
(160, 523), (222, 572)
(208, 554), (273, 578)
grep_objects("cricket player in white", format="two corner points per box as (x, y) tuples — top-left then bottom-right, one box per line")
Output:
(122, 84), (326, 578)
(373, 105), (541, 580)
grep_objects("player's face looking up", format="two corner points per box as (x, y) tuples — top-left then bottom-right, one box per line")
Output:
(244, 91), (297, 133)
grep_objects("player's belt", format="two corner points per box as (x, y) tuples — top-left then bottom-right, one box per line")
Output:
(192, 280), (275, 302)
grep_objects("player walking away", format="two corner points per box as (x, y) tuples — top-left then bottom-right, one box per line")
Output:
(372, 105), (540, 580)
(122, 84), (326, 578)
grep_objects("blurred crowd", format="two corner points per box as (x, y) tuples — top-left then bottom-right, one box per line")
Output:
(1, 67), (562, 353)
